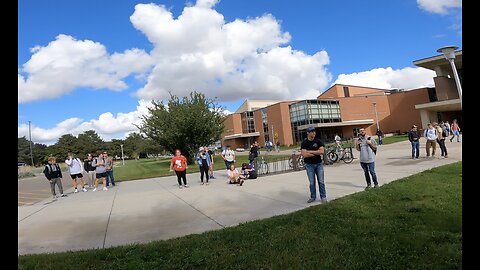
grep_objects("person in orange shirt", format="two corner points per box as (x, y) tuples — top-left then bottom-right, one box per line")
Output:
(169, 149), (189, 188)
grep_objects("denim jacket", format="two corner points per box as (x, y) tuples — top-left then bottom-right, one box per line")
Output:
(196, 152), (212, 167)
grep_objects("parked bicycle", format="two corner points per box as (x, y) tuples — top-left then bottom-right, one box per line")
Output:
(326, 146), (354, 164)
(255, 155), (270, 175)
(288, 150), (305, 170)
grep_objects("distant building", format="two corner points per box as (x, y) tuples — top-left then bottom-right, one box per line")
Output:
(413, 50), (462, 129)
(221, 50), (462, 148)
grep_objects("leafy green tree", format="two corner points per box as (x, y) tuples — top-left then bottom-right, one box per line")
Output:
(18, 137), (32, 165)
(123, 132), (147, 159)
(139, 91), (225, 163)
(49, 134), (78, 161)
(76, 130), (105, 157)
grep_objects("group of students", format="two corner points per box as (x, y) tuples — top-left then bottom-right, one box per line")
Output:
(408, 119), (460, 159)
(43, 151), (116, 199)
(169, 146), (258, 189)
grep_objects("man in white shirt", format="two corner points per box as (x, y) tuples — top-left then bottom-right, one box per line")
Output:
(221, 145), (236, 170)
(424, 123), (438, 157)
(65, 153), (87, 193)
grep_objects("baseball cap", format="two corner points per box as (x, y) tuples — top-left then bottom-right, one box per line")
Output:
(306, 127), (316, 132)
(199, 147), (204, 152)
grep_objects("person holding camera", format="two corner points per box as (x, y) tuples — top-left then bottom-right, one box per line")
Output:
(196, 147), (212, 185)
(356, 128), (379, 190)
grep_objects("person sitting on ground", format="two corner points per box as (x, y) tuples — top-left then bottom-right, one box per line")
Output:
(241, 162), (257, 179)
(227, 164), (245, 186)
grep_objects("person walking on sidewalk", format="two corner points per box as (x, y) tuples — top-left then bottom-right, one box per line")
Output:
(424, 123), (437, 157)
(83, 153), (96, 188)
(408, 125), (420, 159)
(356, 128), (379, 190)
(65, 153), (87, 193)
(450, 119), (461, 142)
(169, 149), (189, 188)
(434, 122), (448, 158)
(43, 156), (67, 199)
(301, 126), (327, 204)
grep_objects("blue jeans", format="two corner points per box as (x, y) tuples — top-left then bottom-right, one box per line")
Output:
(360, 162), (378, 186)
(106, 170), (116, 186)
(450, 130), (461, 142)
(304, 163), (326, 200)
(411, 141), (420, 158)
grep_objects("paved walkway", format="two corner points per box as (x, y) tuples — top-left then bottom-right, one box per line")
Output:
(18, 139), (462, 255)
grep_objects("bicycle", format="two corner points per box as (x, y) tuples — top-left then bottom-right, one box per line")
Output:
(326, 146), (354, 164)
(255, 155), (269, 175)
(288, 150), (305, 170)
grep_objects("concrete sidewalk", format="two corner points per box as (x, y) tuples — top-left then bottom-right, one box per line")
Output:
(18, 139), (462, 255)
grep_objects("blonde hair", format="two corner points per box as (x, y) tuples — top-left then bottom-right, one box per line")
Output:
(48, 156), (57, 162)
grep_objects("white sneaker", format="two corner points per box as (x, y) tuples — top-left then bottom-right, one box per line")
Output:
(184, 185), (189, 188)
(179, 185), (183, 189)
(52, 195), (57, 199)
(83, 188), (88, 192)
(201, 182), (205, 185)
(93, 188), (97, 192)
(206, 182), (209, 185)
(60, 194), (67, 197)
(103, 187), (109, 191)
(74, 189), (79, 193)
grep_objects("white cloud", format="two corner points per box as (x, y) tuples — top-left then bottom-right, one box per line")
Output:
(332, 67), (436, 91)
(18, 34), (153, 103)
(18, 100), (153, 145)
(129, 1), (331, 101)
(417, 0), (461, 15)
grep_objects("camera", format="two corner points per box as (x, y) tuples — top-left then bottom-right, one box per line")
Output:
(367, 137), (371, 140)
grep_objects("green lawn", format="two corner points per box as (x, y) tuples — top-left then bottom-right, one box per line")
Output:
(18, 162), (462, 269)
(113, 155), (289, 181)
(382, 133), (409, 145)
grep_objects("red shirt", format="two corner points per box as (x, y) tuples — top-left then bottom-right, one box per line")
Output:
(171, 155), (187, 171)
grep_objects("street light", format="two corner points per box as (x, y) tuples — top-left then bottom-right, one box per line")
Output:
(372, 102), (379, 130)
(437, 46), (462, 109)
(120, 144), (125, 166)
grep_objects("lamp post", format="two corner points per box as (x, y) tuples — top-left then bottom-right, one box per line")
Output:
(437, 46), (462, 109)
(372, 102), (379, 130)
(120, 144), (125, 166)
(28, 121), (34, 166)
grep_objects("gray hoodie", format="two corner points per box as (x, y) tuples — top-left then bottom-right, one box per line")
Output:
(356, 136), (376, 163)
(92, 157), (107, 173)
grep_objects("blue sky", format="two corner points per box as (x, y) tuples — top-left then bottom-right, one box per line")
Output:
(18, 0), (462, 144)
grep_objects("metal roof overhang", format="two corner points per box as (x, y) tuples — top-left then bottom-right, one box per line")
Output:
(224, 132), (260, 140)
(298, 119), (374, 130)
(414, 99), (461, 112)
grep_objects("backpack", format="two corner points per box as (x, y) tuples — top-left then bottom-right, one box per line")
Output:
(369, 144), (377, 155)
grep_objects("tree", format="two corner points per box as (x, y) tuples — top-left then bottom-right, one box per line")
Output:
(49, 134), (78, 161)
(76, 130), (105, 157)
(139, 91), (225, 163)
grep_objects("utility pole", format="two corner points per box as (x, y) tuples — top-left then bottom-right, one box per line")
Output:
(28, 121), (34, 166)
(120, 144), (125, 165)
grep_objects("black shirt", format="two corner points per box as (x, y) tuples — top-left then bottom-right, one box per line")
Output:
(301, 138), (325, 164)
(207, 150), (214, 162)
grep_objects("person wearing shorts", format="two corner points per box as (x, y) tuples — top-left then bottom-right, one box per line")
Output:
(92, 152), (108, 192)
(65, 153), (87, 193)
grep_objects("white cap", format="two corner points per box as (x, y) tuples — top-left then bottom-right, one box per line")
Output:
(199, 147), (204, 152)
